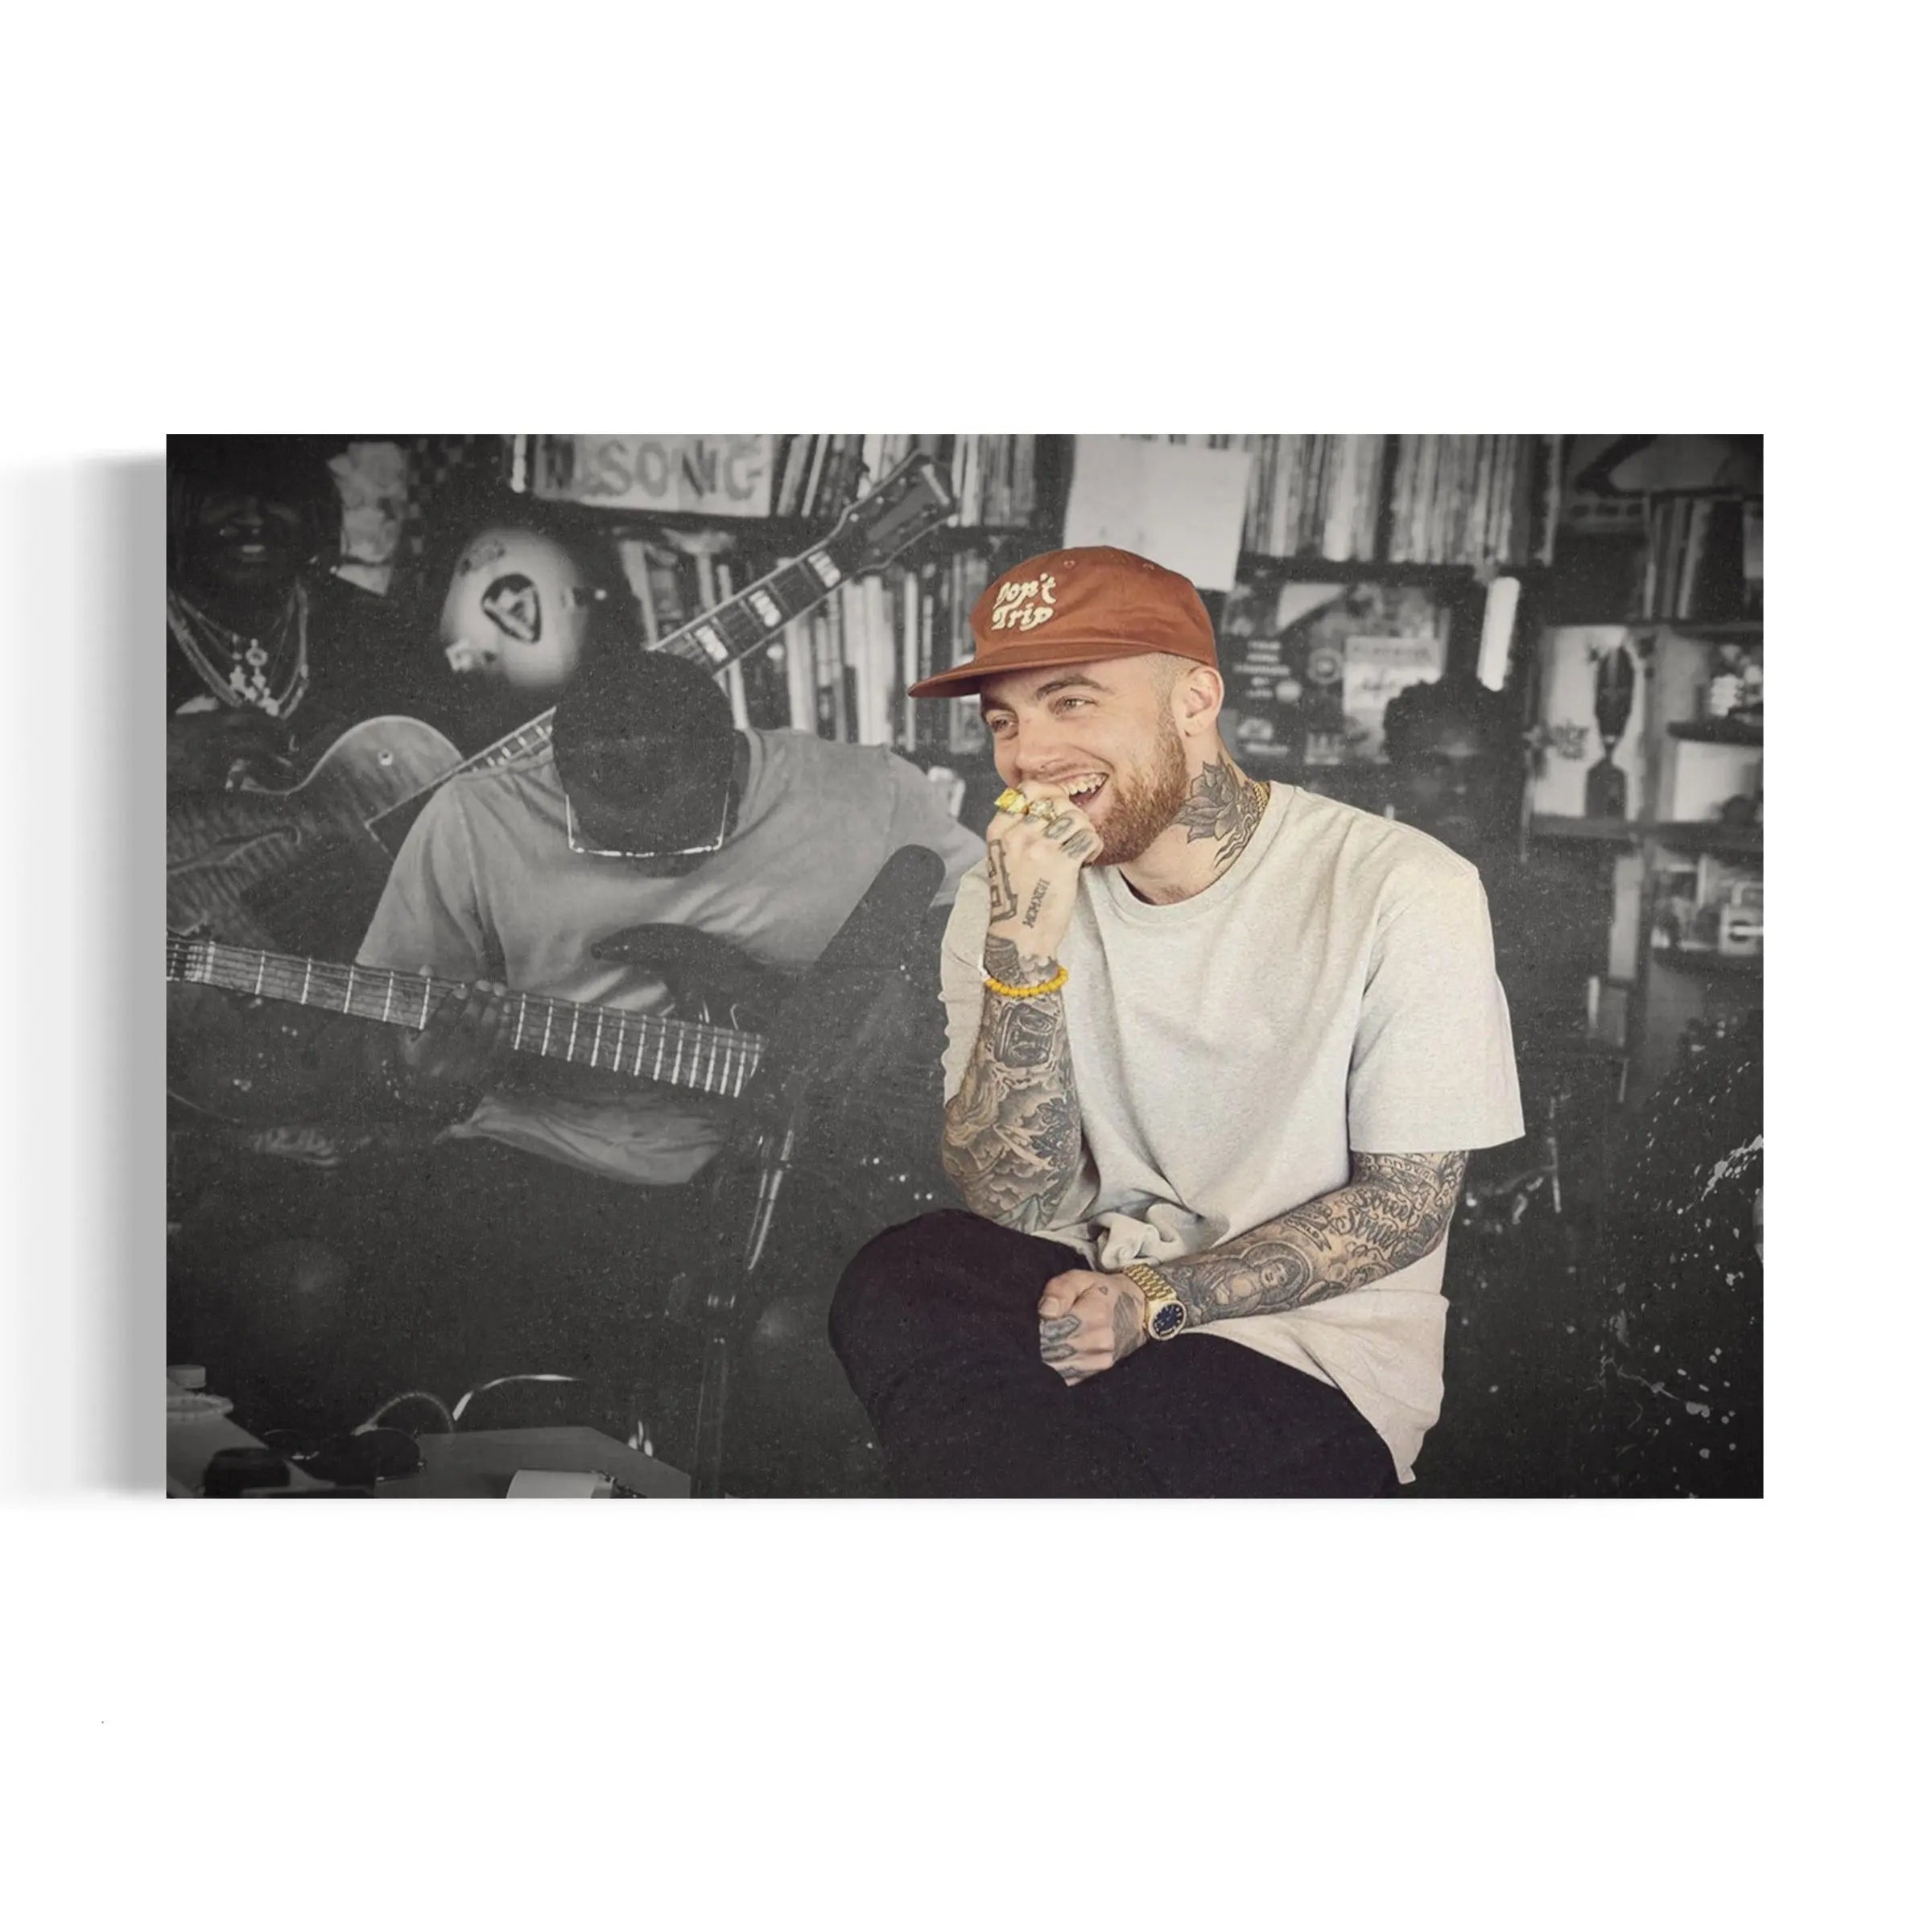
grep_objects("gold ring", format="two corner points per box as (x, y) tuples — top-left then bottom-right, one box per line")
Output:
(1024, 799), (1058, 820)
(993, 787), (1029, 816)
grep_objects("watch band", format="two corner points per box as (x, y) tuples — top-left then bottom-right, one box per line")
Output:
(1121, 1262), (1188, 1341)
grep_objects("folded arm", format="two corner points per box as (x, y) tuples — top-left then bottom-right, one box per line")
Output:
(1160, 1150), (1469, 1326)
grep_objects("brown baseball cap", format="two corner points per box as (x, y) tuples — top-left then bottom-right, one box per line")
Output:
(906, 544), (1218, 699)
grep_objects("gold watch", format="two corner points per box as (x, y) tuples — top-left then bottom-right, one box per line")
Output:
(1121, 1263), (1187, 1341)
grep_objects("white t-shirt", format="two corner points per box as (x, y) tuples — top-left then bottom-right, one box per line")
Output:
(361, 728), (984, 1186)
(939, 782), (1525, 1482)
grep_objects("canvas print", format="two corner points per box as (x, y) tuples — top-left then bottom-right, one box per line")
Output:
(165, 433), (1762, 1499)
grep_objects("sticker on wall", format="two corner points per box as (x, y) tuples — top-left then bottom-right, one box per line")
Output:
(481, 574), (542, 644)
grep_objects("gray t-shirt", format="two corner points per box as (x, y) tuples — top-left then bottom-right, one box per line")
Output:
(939, 782), (1524, 1481)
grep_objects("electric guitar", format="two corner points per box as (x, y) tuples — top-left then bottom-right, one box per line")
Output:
(165, 849), (952, 1145)
(167, 453), (958, 1122)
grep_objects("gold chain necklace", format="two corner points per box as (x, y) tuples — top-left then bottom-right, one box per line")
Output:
(167, 583), (311, 720)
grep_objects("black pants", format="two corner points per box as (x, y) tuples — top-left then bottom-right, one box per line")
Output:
(829, 1211), (1398, 1498)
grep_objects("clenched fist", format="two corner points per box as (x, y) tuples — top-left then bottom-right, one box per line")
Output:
(1037, 1267), (1147, 1385)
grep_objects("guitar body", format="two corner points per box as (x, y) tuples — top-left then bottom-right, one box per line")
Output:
(589, 923), (783, 1034)
(167, 716), (460, 1124)
(167, 715), (460, 946)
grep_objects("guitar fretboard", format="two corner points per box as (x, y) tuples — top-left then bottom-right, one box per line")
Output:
(171, 938), (766, 1100)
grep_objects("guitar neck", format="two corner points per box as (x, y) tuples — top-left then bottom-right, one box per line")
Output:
(173, 939), (766, 1100)
(398, 543), (854, 791)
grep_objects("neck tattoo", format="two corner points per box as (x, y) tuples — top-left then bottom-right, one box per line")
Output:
(1170, 756), (1268, 875)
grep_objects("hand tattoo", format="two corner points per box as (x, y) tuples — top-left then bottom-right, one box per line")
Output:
(988, 841), (1018, 923)
(1038, 1311), (1080, 1365)
(1022, 881), (1050, 927)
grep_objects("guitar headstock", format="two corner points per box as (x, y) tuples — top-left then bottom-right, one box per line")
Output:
(820, 452), (958, 576)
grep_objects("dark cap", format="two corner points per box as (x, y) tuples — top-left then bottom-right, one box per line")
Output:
(906, 545), (1218, 699)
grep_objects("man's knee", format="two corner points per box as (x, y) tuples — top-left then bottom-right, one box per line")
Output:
(828, 1210), (978, 1359)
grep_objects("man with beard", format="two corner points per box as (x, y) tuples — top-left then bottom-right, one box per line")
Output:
(828, 546), (1525, 1496)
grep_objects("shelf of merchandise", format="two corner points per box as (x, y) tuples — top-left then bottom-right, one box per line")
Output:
(1525, 601), (1765, 1107)
(1628, 617), (1763, 638)
(1667, 720), (1762, 747)
(1650, 946), (1763, 977)
(1530, 816), (1762, 856)
(1236, 553), (1538, 587)
(1530, 815), (1645, 844)
(1648, 821), (1762, 855)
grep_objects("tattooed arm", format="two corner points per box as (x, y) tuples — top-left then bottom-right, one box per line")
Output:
(940, 931), (1088, 1232)
(1158, 1150), (1469, 1325)
(939, 788), (1100, 1232)
(1026, 1150), (1468, 1386)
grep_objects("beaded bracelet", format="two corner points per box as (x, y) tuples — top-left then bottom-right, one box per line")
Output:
(984, 964), (1069, 999)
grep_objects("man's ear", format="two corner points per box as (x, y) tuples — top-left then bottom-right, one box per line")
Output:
(1175, 663), (1224, 737)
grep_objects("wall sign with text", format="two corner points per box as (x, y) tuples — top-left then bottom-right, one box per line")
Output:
(529, 435), (775, 518)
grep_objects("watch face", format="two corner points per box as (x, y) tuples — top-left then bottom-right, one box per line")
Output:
(1149, 1298), (1187, 1340)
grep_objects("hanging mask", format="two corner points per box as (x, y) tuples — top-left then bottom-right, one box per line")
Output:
(439, 526), (604, 691)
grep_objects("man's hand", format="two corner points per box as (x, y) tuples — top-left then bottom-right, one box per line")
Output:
(167, 710), (295, 793)
(1037, 1268), (1146, 1385)
(985, 782), (1102, 971)
(393, 977), (514, 1111)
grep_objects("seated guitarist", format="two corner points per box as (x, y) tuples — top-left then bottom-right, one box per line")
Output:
(342, 646), (983, 1451)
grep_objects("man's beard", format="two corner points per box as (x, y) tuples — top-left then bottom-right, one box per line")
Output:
(1092, 712), (1191, 866)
